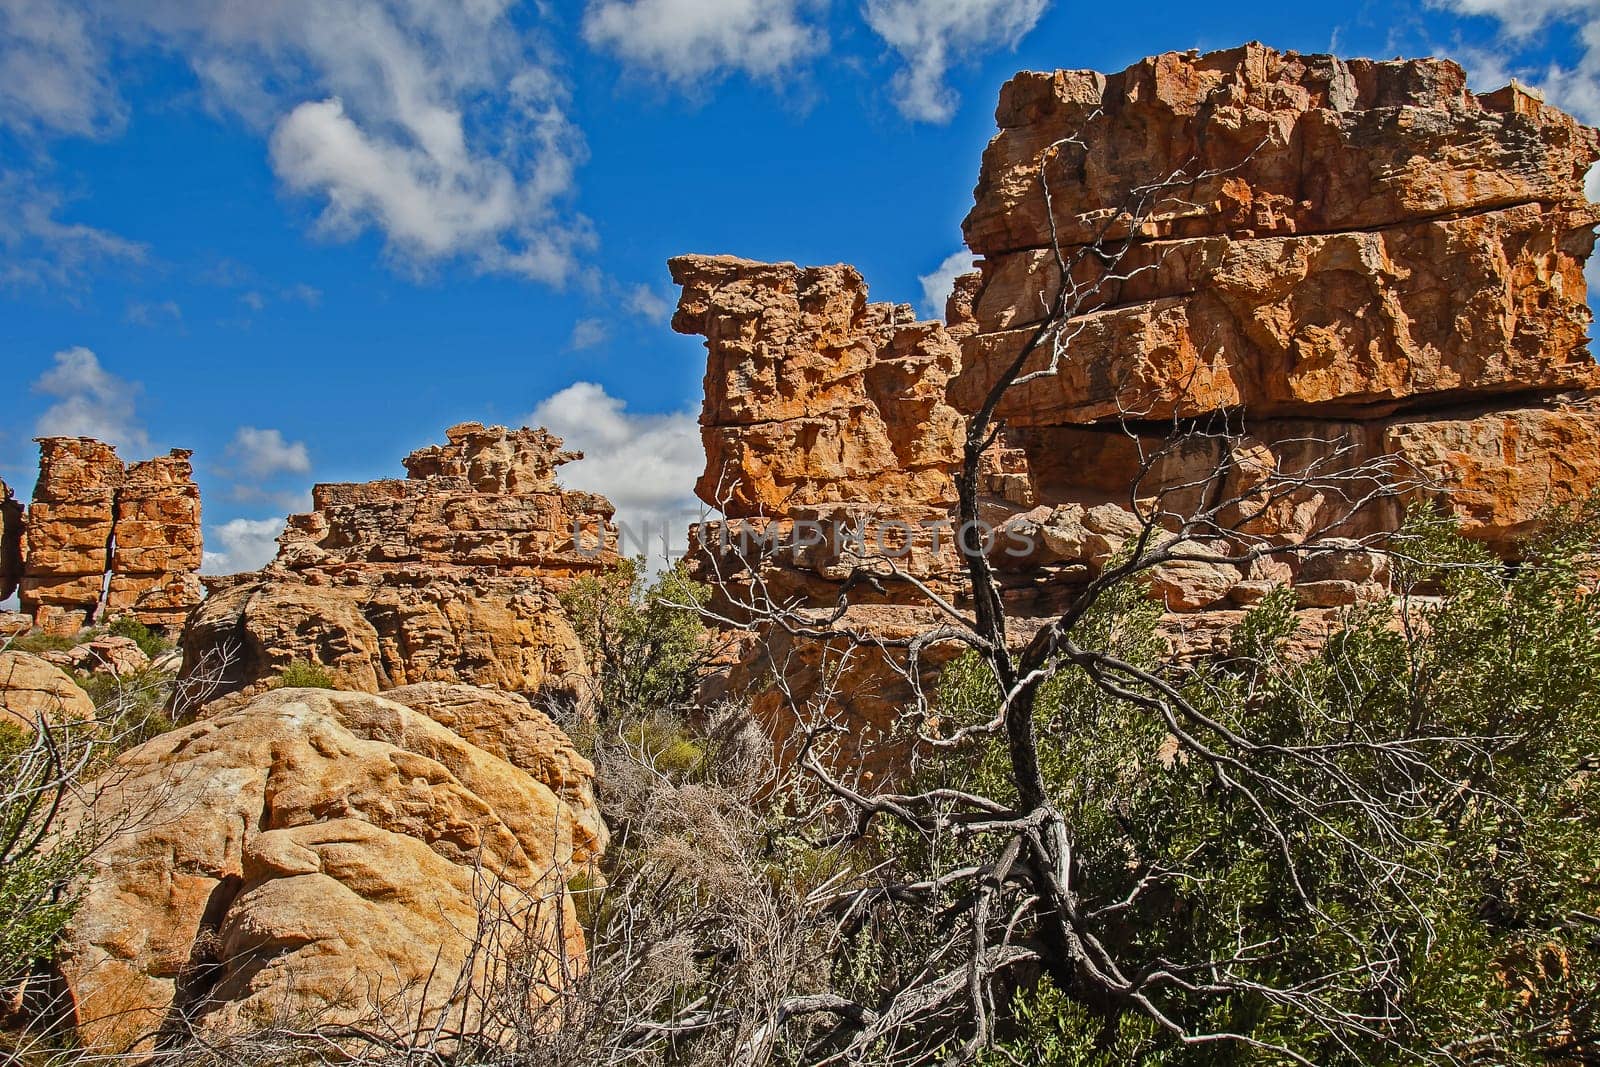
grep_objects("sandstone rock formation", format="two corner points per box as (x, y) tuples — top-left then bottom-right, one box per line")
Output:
(180, 423), (617, 704)
(672, 44), (1600, 770)
(39, 635), (151, 679)
(951, 44), (1600, 554)
(14, 439), (203, 635)
(0, 650), (97, 731)
(51, 685), (604, 1053)
(671, 255), (968, 616)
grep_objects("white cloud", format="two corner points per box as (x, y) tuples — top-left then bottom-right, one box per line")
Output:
(1444, 0), (1591, 38)
(1437, 0), (1600, 124)
(0, 170), (146, 289)
(6, 1), (590, 284)
(0, 0), (123, 136)
(528, 382), (703, 567)
(569, 318), (611, 350)
(918, 249), (974, 319)
(863, 0), (1049, 122)
(31, 347), (151, 455)
(625, 283), (672, 321)
(227, 426), (311, 479)
(202, 516), (284, 574)
(583, 0), (827, 85)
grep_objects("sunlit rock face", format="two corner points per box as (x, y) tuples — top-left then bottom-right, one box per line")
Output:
(17, 439), (203, 635)
(671, 44), (1600, 774)
(179, 422), (618, 705)
(51, 685), (604, 1055)
(953, 43), (1600, 553)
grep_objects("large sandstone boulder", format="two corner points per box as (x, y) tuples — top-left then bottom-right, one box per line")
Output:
(52, 685), (605, 1053)
(945, 44), (1600, 556)
(0, 650), (96, 731)
(180, 571), (591, 704)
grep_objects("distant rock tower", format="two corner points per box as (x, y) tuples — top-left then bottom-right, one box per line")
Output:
(15, 438), (203, 635)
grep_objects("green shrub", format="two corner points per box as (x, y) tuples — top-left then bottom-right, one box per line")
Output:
(915, 507), (1600, 1064)
(104, 615), (173, 660)
(4, 629), (82, 655)
(274, 659), (337, 690)
(559, 558), (712, 722)
(0, 721), (90, 988)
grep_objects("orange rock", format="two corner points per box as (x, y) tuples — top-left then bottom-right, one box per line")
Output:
(0, 650), (96, 731)
(16, 439), (203, 634)
(964, 44), (1598, 255)
(670, 255), (965, 518)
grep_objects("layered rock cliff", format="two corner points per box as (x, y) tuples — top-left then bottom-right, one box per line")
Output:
(951, 44), (1600, 559)
(14, 439), (203, 634)
(180, 422), (619, 704)
(672, 44), (1600, 769)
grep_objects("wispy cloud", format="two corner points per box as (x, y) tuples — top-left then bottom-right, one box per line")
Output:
(569, 318), (611, 350)
(863, 0), (1050, 122)
(125, 299), (183, 327)
(0, 171), (146, 290)
(583, 0), (827, 86)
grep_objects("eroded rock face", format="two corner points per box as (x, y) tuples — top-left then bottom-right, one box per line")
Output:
(179, 423), (616, 704)
(952, 44), (1600, 548)
(672, 44), (1600, 774)
(671, 255), (964, 519)
(15, 439), (203, 635)
(0, 478), (22, 602)
(51, 686), (604, 1054)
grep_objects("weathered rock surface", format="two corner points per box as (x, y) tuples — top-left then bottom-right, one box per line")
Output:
(671, 255), (964, 518)
(179, 424), (615, 704)
(672, 44), (1600, 773)
(15, 439), (203, 635)
(0, 650), (96, 731)
(52, 685), (604, 1053)
(950, 44), (1600, 552)
(39, 635), (151, 679)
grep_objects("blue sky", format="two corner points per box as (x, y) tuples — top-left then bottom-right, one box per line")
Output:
(2, 0), (1595, 578)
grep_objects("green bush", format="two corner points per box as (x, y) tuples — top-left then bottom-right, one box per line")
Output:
(104, 615), (173, 660)
(274, 659), (337, 690)
(559, 558), (712, 723)
(917, 507), (1600, 1064)
(5, 629), (82, 655)
(0, 721), (90, 989)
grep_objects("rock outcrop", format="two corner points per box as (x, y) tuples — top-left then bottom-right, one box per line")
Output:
(0, 650), (97, 731)
(671, 255), (968, 616)
(52, 685), (604, 1053)
(14, 439), (203, 635)
(673, 44), (1600, 770)
(180, 423), (617, 704)
(951, 44), (1600, 555)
